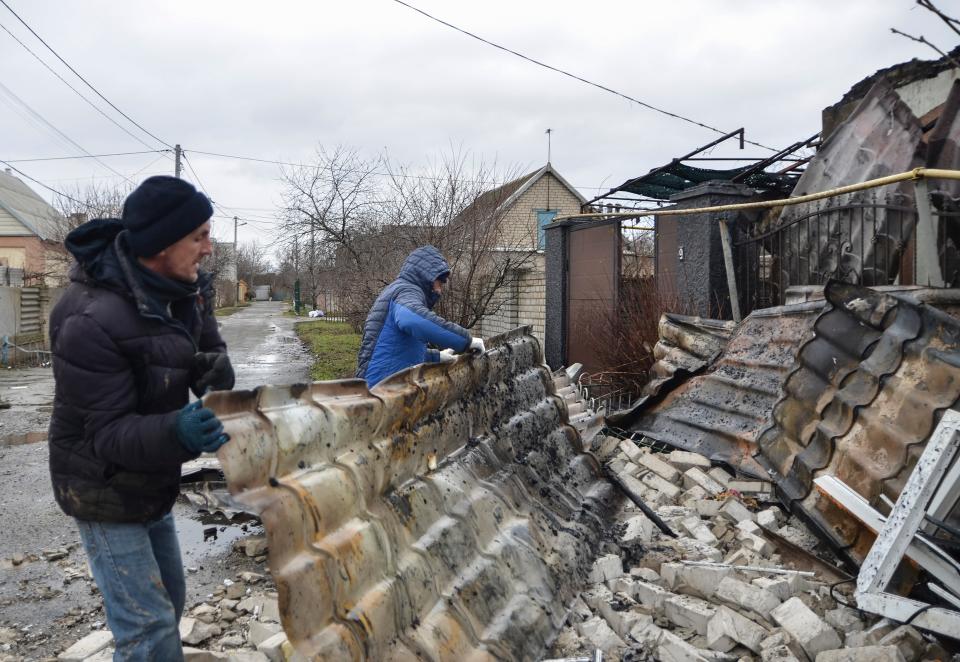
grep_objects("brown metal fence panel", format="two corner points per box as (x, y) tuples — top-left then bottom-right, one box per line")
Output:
(566, 221), (620, 375)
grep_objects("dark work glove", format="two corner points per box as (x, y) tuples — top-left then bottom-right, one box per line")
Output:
(176, 401), (229, 454)
(192, 352), (235, 396)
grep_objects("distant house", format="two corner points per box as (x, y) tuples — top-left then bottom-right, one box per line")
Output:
(0, 169), (68, 286)
(452, 163), (585, 343)
(209, 240), (238, 307)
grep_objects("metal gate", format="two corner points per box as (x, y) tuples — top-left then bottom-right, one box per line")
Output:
(19, 287), (41, 336)
(729, 195), (941, 315)
(565, 220), (621, 375)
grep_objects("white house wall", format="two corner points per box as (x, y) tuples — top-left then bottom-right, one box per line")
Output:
(0, 208), (33, 237)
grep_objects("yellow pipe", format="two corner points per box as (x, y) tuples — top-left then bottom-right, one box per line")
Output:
(562, 167), (960, 227)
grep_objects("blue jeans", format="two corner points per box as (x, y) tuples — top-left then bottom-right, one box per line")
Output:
(75, 512), (185, 662)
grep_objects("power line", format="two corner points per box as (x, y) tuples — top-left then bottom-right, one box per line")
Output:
(0, 0), (172, 149)
(0, 20), (170, 156)
(183, 147), (613, 190)
(181, 153), (211, 197)
(0, 159), (91, 208)
(0, 80), (132, 182)
(4, 150), (167, 163)
(389, 0), (778, 152)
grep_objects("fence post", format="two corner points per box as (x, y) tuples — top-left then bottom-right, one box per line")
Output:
(914, 178), (945, 287)
(718, 217), (742, 323)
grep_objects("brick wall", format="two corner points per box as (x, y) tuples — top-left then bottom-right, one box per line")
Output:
(0, 237), (44, 273)
(496, 173), (583, 251)
(479, 273), (518, 339)
(478, 171), (582, 344)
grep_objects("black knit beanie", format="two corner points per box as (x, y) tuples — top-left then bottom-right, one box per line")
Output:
(121, 176), (213, 257)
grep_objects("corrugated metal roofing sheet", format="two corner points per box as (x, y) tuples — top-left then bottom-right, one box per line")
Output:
(616, 282), (960, 565)
(642, 313), (736, 397)
(208, 327), (617, 661)
(617, 301), (824, 476)
(756, 282), (960, 562)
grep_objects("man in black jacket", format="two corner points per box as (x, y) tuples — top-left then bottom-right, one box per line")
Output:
(48, 176), (236, 661)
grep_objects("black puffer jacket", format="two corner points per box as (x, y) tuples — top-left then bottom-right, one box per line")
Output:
(48, 219), (226, 523)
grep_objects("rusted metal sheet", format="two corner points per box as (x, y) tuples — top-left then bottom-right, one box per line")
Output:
(617, 301), (824, 476)
(777, 81), (923, 287)
(621, 280), (960, 566)
(207, 327), (618, 661)
(756, 282), (960, 562)
(643, 313), (736, 397)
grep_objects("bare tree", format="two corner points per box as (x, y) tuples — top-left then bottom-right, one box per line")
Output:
(236, 241), (270, 286)
(378, 150), (534, 329)
(279, 146), (383, 310)
(31, 181), (135, 286)
(891, 0), (960, 67)
(278, 145), (542, 332)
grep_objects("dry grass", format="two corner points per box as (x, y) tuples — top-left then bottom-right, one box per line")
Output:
(294, 320), (361, 381)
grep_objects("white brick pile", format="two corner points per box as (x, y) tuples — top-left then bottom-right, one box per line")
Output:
(547, 436), (944, 662)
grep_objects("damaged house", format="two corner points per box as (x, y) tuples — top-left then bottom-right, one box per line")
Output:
(150, 49), (960, 662)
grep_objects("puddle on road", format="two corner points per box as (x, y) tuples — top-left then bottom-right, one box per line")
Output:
(176, 513), (263, 562)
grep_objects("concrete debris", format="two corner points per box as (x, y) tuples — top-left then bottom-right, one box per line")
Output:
(577, 616), (626, 652)
(667, 450), (711, 472)
(55, 569), (290, 660)
(589, 554), (625, 583)
(814, 646), (907, 661)
(247, 622), (284, 648)
(256, 631), (294, 662)
(706, 605), (768, 653)
(844, 618), (897, 648)
(727, 480), (772, 496)
(55, 630), (113, 661)
(876, 625), (924, 662)
(660, 562), (731, 599)
(241, 536), (268, 558)
(621, 514), (656, 544)
(544, 433), (934, 661)
(771, 597), (842, 658)
(637, 450), (682, 484)
(664, 594), (716, 635)
(718, 498), (754, 524)
(180, 617), (223, 645)
(823, 606), (865, 633)
(683, 468), (726, 496)
(715, 576), (781, 617)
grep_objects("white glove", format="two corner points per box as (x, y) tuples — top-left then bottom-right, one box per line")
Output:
(469, 337), (486, 354)
(438, 348), (457, 363)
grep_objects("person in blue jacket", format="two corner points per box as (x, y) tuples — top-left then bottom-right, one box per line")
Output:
(356, 245), (484, 387)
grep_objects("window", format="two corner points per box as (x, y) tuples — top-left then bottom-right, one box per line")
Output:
(536, 210), (557, 250)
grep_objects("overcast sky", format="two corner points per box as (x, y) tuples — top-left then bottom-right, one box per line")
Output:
(1, 0), (957, 251)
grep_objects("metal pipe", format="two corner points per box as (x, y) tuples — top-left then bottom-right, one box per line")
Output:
(603, 467), (678, 538)
(679, 560), (816, 577)
(578, 168), (960, 223)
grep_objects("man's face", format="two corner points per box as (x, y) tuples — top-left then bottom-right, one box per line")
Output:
(432, 278), (445, 295)
(147, 221), (212, 283)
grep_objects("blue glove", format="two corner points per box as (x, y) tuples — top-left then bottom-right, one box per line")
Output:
(176, 401), (229, 453)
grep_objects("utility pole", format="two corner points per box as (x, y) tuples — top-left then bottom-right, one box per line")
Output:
(233, 216), (240, 305)
(174, 144), (182, 178)
(309, 222), (316, 311)
(293, 236), (301, 315)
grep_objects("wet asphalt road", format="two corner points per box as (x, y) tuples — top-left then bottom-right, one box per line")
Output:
(0, 301), (313, 659)
(218, 301), (312, 389)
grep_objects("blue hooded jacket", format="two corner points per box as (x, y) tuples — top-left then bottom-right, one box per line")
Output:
(356, 246), (471, 387)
